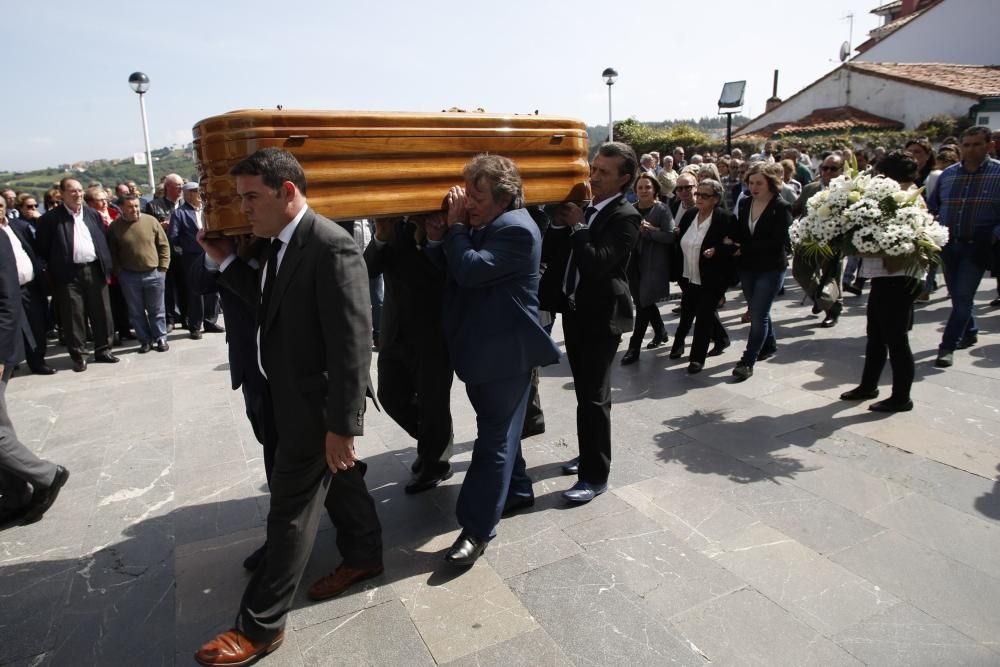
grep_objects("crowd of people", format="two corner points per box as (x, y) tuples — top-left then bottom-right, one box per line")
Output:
(0, 124), (998, 665)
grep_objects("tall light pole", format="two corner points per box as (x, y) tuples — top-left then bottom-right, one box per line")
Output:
(602, 67), (618, 142)
(128, 72), (155, 190)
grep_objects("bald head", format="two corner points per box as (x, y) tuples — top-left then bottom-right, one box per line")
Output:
(163, 174), (183, 202)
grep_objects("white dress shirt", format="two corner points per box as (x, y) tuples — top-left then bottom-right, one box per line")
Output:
(255, 205), (308, 378)
(2, 223), (34, 285)
(681, 211), (713, 286)
(69, 207), (98, 264)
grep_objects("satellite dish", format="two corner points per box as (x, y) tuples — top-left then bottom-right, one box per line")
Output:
(839, 41), (851, 62)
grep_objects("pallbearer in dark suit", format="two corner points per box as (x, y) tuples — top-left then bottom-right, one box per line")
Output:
(425, 155), (560, 566)
(364, 215), (454, 494)
(195, 149), (382, 666)
(542, 142), (641, 503)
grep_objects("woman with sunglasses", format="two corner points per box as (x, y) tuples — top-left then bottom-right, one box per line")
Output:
(727, 162), (792, 381)
(671, 178), (737, 373)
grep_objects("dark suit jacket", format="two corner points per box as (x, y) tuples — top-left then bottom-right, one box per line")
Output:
(0, 233), (30, 365)
(792, 180), (822, 220)
(429, 208), (560, 386)
(12, 218), (36, 243)
(169, 202), (204, 255)
(34, 206), (113, 284)
(677, 206), (738, 291)
(732, 196), (792, 273)
(189, 248), (265, 395)
(539, 195), (641, 336)
(363, 221), (447, 352)
(220, 208), (373, 451)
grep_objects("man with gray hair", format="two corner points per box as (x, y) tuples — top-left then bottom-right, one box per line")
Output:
(425, 154), (560, 565)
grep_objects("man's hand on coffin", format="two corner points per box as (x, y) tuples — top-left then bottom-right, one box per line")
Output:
(445, 186), (468, 227)
(196, 229), (236, 265)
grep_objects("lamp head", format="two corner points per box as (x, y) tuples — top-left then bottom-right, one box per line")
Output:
(128, 71), (150, 94)
(602, 67), (618, 86)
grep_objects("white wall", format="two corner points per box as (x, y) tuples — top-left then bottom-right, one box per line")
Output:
(738, 68), (976, 135)
(855, 0), (999, 65)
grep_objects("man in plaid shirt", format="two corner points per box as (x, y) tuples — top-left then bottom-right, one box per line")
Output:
(928, 126), (1000, 368)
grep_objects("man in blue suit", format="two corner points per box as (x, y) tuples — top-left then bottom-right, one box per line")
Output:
(170, 182), (222, 339)
(426, 154), (561, 566)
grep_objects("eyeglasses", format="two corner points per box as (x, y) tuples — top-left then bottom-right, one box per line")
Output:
(695, 192), (717, 198)
(820, 166), (842, 172)
(676, 185), (695, 191)
(23, 204), (38, 209)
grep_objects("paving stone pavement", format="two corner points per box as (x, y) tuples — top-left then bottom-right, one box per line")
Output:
(3, 281), (1000, 666)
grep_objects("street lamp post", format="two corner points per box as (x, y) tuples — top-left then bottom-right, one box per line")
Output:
(128, 72), (155, 191)
(602, 67), (618, 142)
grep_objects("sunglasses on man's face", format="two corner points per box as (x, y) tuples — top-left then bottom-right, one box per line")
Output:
(23, 204), (38, 209)
(820, 166), (842, 172)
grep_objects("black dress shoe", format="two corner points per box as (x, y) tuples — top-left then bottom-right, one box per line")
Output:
(620, 349), (639, 366)
(869, 398), (913, 413)
(404, 466), (453, 494)
(138, 342), (152, 354)
(190, 330), (203, 340)
(821, 315), (839, 328)
(646, 334), (666, 349)
(72, 358), (87, 373)
(668, 344), (685, 360)
(445, 533), (487, 566)
(30, 366), (57, 375)
(410, 455), (423, 474)
(757, 346), (776, 361)
(840, 387), (879, 401)
(0, 505), (29, 529)
(501, 495), (535, 517)
(94, 352), (120, 363)
(958, 334), (978, 350)
(22, 466), (69, 524)
(687, 362), (703, 374)
(156, 340), (169, 352)
(243, 543), (266, 571)
(203, 322), (225, 333)
(561, 457), (579, 475)
(707, 340), (730, 357)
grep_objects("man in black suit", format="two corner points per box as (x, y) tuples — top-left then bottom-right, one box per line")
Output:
(364, 215), (454, 494)
(34, 178), (119, 372)
(195, 148), (382, 666)
(0, 231), (69, 528)
(543, 142), (641, 503)
(0, 200), (54, 374)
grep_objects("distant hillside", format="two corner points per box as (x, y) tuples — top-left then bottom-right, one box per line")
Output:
(1, 148), (198, 196)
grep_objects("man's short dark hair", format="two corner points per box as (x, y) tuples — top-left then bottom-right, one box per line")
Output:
(59, 176), (81, 191)
(229, 147), (308, 195)
(876, 150), (919, 183)
(597, 142), (638, 191)
(119, 194), (140, 203)
(961, 125), (992, 142)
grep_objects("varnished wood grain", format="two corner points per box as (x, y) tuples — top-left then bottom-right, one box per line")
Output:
(193, 109), (591, 236)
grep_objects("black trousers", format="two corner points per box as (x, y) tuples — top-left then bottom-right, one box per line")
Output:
(108, 282), (131, 337)
(21, 282), (48, 371)
(627, 303), (665, 351)
(182, 254), (221, 331)
(53, 261), (113, 359)
(376, 340), (454, 474)
(164, 245), (187, 324)
(562, 310), (620, 486)
(522, 366), (545, 435)
(676, 279), (728, 364)
(859, 276), (919, 402)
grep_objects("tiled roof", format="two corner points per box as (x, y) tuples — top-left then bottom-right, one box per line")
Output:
(847, 62), (1000, 99)
(738, 107), (903, 140)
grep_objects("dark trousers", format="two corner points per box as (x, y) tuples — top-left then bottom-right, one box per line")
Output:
(0, 368), (58, 509)
(164, 245), (187, 325)
(108, 283), (131, 337)
(458, 372), (533, 540)
(562, 310), (620, 486)
(243, 382), (279, 484)
(627, 303), (665, 351)
(859, 276), (918, 402)
(182, 254), (220, 331)
(21, 282), (48, 371)
(376, 341), (454, 475)
(676, 279), (728, 364)
(739, 269), (785, 367)
(522, 366), (545, 435)
(940, 242), (987, 351)
(53, 261), (113, 359)
(236, 442), (383, 643)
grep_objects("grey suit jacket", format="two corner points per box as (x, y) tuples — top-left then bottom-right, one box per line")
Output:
(220, 208), (373, 451)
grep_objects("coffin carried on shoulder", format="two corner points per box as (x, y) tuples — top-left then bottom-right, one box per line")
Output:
(192, 109), (591, 236)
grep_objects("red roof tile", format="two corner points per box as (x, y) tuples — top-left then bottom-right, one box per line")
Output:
(847, 62), (1000, 99)
(738, 106), (902, 140)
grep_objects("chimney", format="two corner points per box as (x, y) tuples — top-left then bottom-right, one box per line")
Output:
(765, 69), (782, 112)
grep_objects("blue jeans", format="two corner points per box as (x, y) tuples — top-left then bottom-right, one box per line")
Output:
(458, 372), (533, 541)
(739, 268), (786, 366)
(940, 242), (986, 351)
(118, 269), (167, 344)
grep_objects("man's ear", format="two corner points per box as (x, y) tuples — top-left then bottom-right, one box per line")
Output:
(282, 181), (297, 200)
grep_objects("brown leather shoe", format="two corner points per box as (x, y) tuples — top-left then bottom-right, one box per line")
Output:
(308, 563), (384, 601)
(194, 629), (283, 666)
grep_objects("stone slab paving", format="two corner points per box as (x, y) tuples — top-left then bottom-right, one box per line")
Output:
(2, 280), (1000, 665)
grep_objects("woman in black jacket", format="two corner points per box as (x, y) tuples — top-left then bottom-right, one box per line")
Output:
(670, 178), (737, 374)
(727, 162), (792, 381)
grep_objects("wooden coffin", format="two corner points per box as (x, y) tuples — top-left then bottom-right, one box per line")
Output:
(192, 109), (591, 236)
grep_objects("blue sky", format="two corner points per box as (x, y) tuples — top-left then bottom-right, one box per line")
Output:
(5, 0), (879, 172)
